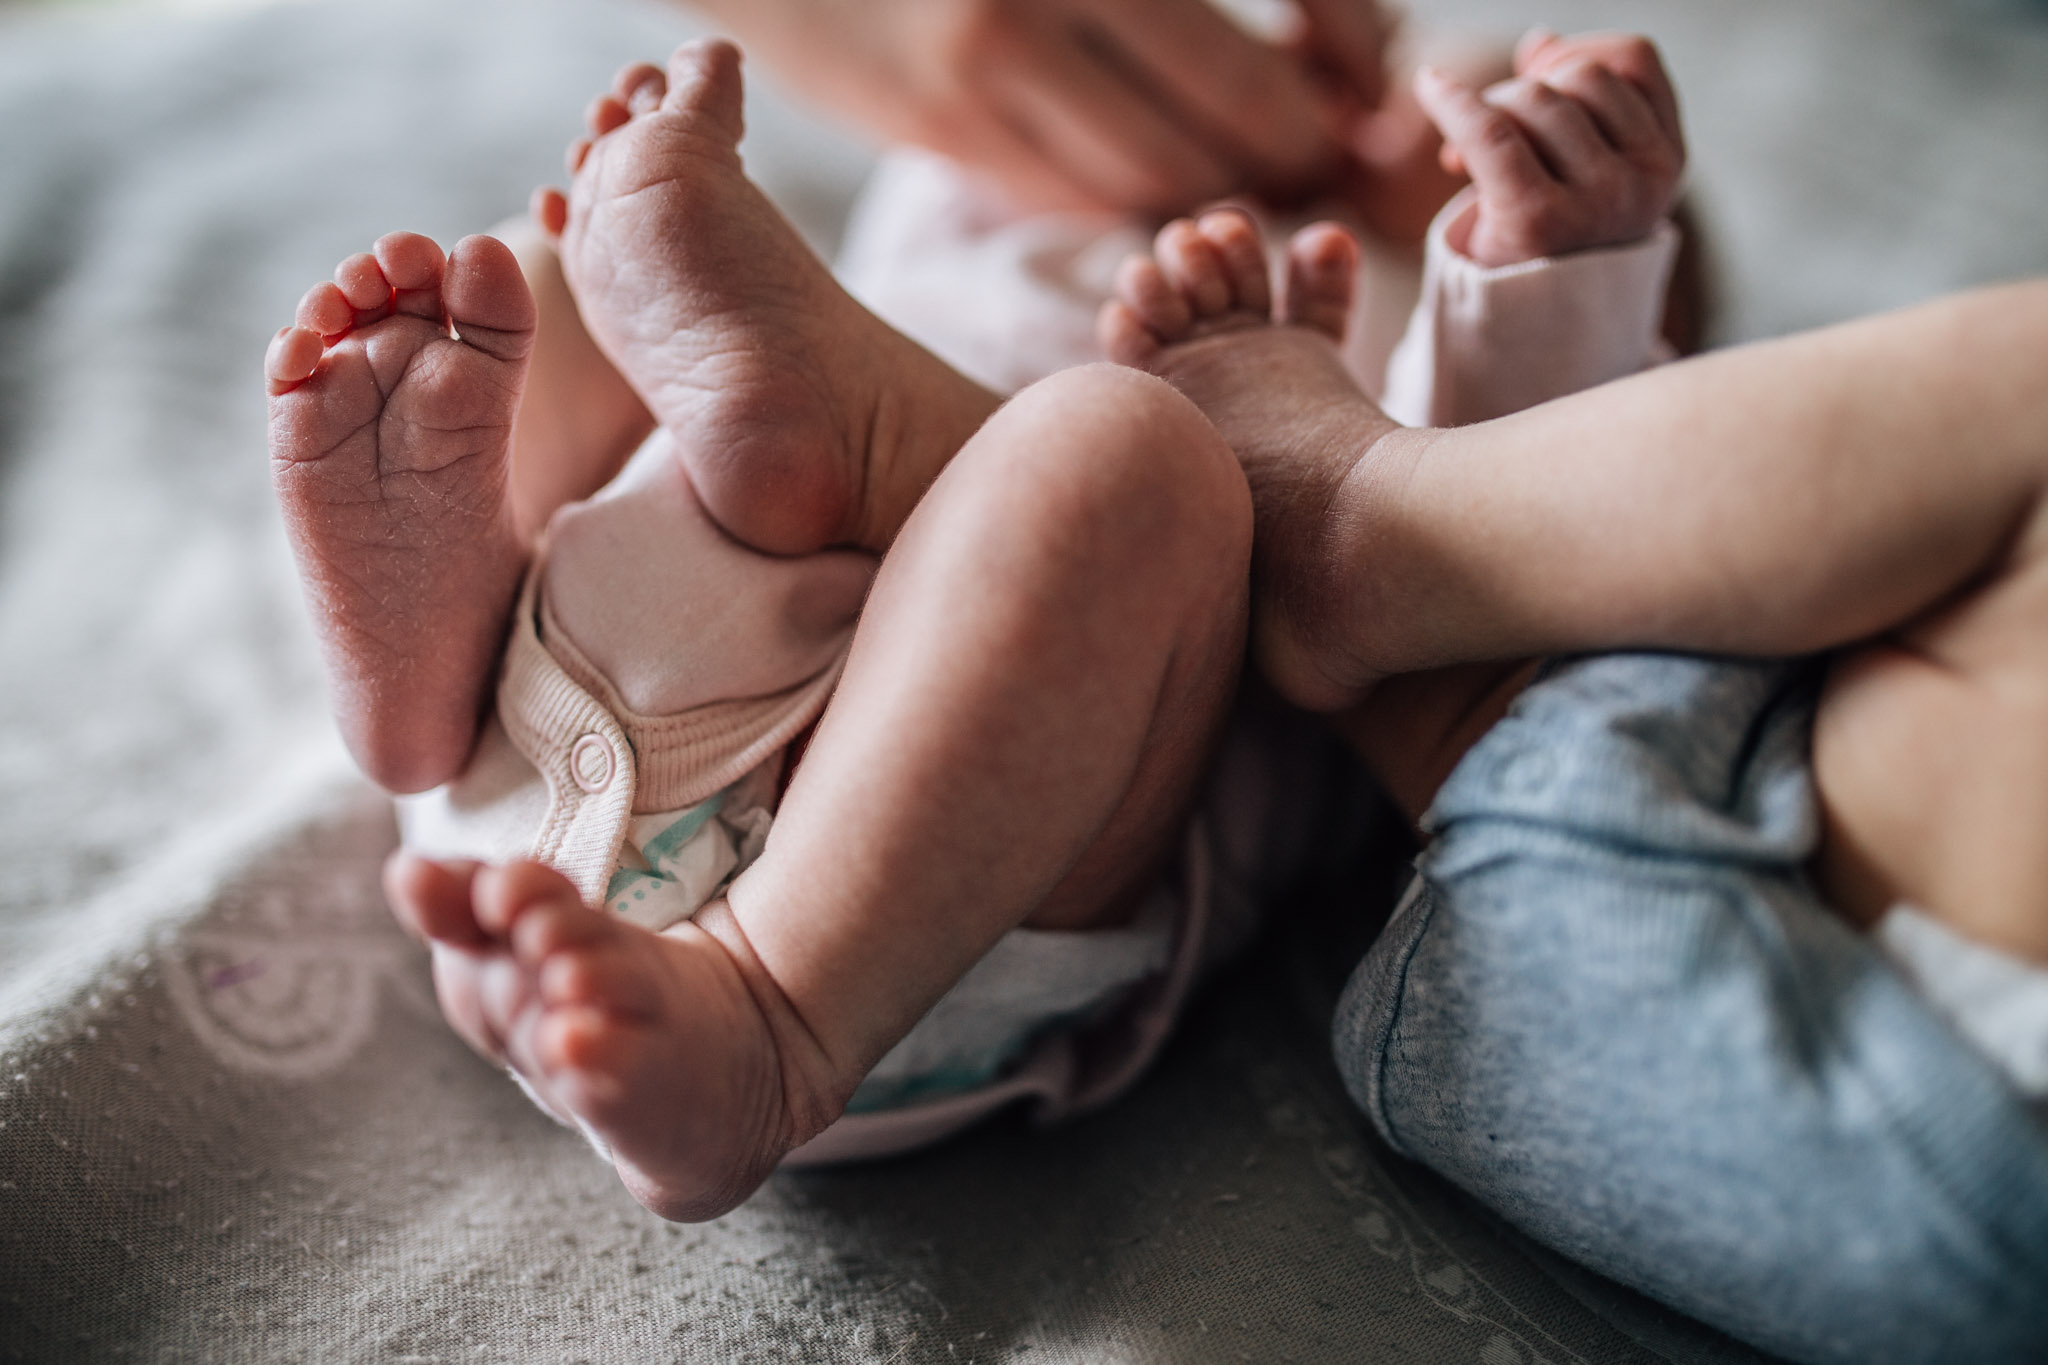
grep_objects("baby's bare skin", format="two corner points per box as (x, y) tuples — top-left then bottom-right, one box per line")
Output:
(1812, 543), (2048, 958)
(272, 39), (1251, 1221)
(269, 44), (999, 794)
(532, 42), (996, 556)
(1416, 30), (1686, 267)
(385, 855), (806, 1220)
(1100, 29), (1690, 716)
(1103, 210), (2048, 965)
(267, 233), (535, 793)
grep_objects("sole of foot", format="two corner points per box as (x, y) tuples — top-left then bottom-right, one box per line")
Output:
(1100, 210), (1407, 714)
(267, 232), (535, 793)
(385, 852), (807, 1221)
(533, 39), (995, 556)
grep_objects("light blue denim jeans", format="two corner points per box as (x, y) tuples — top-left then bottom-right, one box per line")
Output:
(1335, 653), (2048, 1365)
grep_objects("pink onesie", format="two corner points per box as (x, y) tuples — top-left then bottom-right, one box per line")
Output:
(401, 150), (1680, 1163)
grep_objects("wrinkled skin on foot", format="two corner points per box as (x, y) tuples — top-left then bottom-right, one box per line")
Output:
(1099, 208), (1413, 713)
(266, 232), (535, 792)
(531, 38), (1000, 556)
(536, 41), (896, 555)
(385, 853), (838, 1221)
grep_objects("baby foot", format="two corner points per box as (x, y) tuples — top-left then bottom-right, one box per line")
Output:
(385, 854), (834, 1222)
(535, 40), (995, 555)
(267, 233), (534, 792)
(1099, 210), (1413, 712)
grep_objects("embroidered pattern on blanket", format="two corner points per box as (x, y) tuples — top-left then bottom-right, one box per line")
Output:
(160, 796), (436, 1081)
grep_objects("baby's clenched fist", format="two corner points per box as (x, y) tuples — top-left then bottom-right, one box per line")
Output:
(1416, 30), (1685, 267)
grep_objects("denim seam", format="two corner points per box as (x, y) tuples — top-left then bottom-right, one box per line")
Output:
(1362, 878), (1437, 1160)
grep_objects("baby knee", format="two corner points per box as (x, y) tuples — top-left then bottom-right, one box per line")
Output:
(994, 363), (1251, 567)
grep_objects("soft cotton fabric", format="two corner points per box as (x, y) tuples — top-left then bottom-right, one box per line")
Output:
(840, 152), (1680, 428)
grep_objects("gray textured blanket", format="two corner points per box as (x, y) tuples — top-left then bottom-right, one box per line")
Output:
(3, 0), (2044, 1360)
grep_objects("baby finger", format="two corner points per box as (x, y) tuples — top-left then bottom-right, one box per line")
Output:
(1539, 58), (1676, 169)
(1532, 33), (1683, 153)
(430, 946), (506, 1063)
(1414, 66), (1551, 200)
(1481, 78), (1611, 184)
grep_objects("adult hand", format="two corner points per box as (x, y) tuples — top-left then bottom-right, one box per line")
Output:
(694, 0), (1392, 215)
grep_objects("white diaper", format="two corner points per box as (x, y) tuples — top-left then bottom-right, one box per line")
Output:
(605, 778), (776, 930)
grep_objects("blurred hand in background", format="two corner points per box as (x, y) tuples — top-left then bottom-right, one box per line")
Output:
(692, 0), (1394, 216)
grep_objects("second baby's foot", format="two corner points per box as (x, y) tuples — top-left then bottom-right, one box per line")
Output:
(536, 40), (996, 555)
(1099, 211), (1417, 712)
(267, 234), (534, 792)
(385, 854), (835, 1222)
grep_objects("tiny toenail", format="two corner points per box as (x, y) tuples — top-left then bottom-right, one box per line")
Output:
(570, 734), (615, 794)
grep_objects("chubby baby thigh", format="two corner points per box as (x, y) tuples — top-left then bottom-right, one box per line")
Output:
(1811, 599), (2048, 962)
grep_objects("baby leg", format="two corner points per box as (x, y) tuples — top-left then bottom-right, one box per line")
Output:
(390, 365), (1251, 1220)
(534, 40), (1001, 556)
(1112, 214), (2048, 955)
(271, 41), (999, 797)
(267, 233), (535, 793)
(1113, 236), (2048, 702)
(1336, 653), (2048, 1365)
(733, 362), (1253, 1045)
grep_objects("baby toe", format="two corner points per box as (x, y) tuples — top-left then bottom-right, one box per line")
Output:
(265, 325), (325, 395)
(332, 251), (392, 315)
(383, 851), (490, 948)
(444, 235), (537, 354)
(660, 38), (745, 138)
(295, 281), (354, 339)
(429, 944), (505, 1062)
(1154, 220), (1233, 318)
(1097, 300), (1161, 369)
(372, 231), (446, 292)
(1282, 223), (1360, 341)
(374, 232), (448, 320)
(1196, 208), (1273, 316)
(1114, 254), (1193, 337)
(533, 1006), (632, 1103)
(507, 897), (610, 968)
(531, 186), (569, 237)
(473, 859), (585, 938)
(538, 940), (662, 1018)
(476, 954), (536, 1049)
